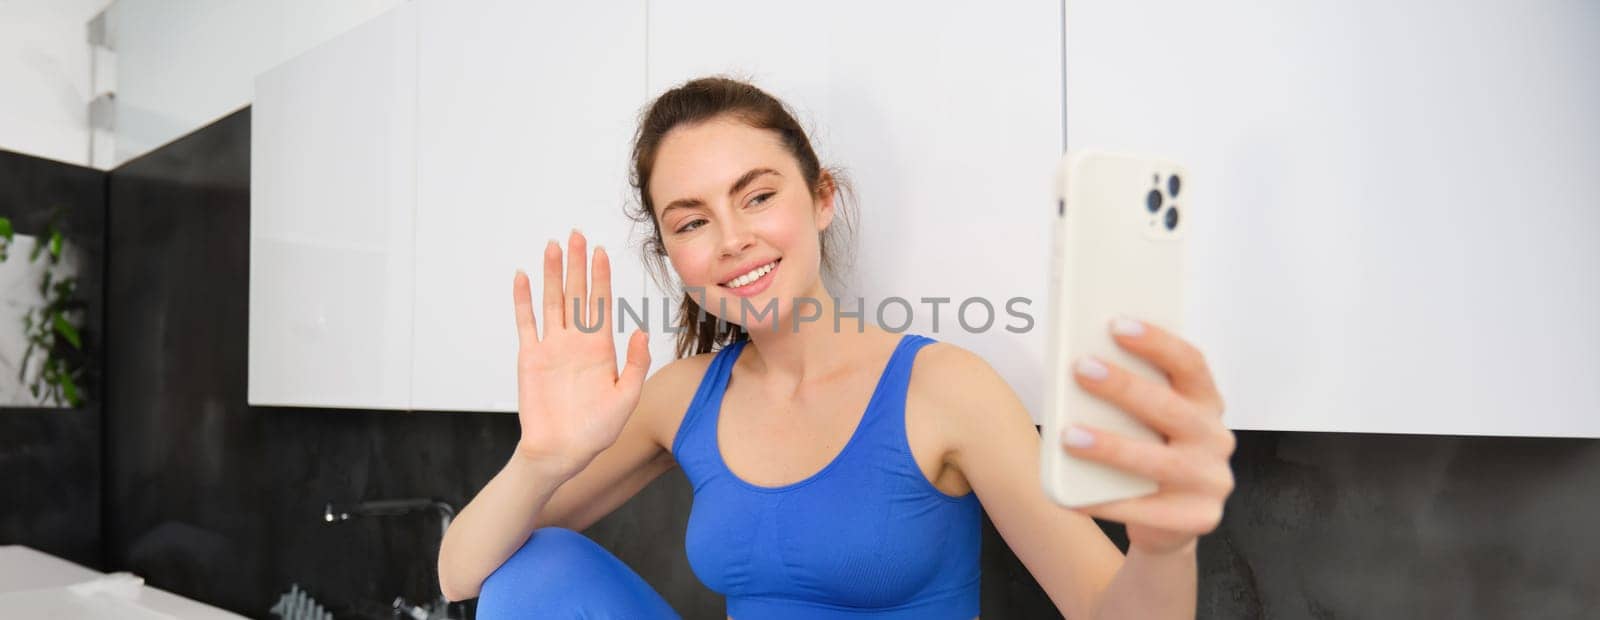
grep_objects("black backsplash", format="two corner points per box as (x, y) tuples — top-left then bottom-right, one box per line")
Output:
(0, 106), (1590, 619)
(0, 148), (106, 570)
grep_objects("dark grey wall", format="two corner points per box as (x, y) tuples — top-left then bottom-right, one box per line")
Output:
(71, 105), (1600, 620)
(0, 148), (106, 570)
(1204, 432), (1599, 618)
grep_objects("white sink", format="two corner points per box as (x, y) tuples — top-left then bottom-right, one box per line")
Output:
(0, 546), (245, 619)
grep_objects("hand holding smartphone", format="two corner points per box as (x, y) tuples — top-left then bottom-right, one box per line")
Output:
(1041, 150), (1188, 508)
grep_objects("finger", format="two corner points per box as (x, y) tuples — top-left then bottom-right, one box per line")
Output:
(1060, 424), (1194, 486)
(1107, 317), (1223, 411)
(1073, 355), (1204, 439)
(1075, 492), (1226, 535)
(513, 270), (538, 348)
(542, 239), (565, 334)
(590, 245), (611, 332)
(617, 329), (652, 400)
(566, 229), (588, 330)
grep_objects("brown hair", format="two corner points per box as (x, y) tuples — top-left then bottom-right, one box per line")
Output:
(627, 75), (857, 359)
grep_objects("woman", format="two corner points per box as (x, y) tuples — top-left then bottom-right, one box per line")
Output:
(437, 76), (1236, 619)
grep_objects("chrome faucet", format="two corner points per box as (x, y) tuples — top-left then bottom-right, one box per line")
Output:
(323, 498), (457, 620)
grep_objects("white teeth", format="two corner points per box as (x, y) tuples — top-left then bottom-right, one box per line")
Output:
(726, 261), (775, 288)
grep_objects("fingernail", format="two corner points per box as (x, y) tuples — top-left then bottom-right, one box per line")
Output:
(595, 244), (605, 253)
(1062, 426), (1095, 448)
(1075, 356), (1108, 380)
(1111, 317), (1145, 336)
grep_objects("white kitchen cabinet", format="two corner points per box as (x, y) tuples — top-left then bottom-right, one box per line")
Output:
(1066, 0), (1600, 437)
(251, 0), (1062, 414)
(249, 4), (417, 409)
(410, 0), (650, 412)
(251, 1), (650, 412)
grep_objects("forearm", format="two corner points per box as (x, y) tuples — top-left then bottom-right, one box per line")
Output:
(437, 453), (579, 601)
(1090, 541), (1198, 620)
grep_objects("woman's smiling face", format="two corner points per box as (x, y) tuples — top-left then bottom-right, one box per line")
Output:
(649, 115), (834, 331)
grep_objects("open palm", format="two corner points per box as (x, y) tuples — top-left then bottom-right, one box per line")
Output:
(511, 230), (651, 475)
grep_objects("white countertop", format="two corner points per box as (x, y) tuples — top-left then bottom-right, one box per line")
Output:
(0, 545), (246, 619)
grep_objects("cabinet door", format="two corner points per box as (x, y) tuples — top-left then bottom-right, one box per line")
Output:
(412, 0), (650, 412)
(647, 0), (1063, 420)
(249, 5), (417, 409)
(1065, 0), (1600, 437)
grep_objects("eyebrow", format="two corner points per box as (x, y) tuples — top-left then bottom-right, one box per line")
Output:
(660, 168), (782, 216)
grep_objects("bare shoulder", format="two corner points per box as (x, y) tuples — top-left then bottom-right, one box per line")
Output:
(908, 341), (1032, 453)
(635, 351), (719, 455)
(910, 341), (1016, 406)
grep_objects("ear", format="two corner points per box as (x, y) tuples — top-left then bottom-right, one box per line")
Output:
(813, 171), (837, 233)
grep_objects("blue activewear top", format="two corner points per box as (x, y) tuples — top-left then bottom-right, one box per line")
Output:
(671, 333), (983, 619)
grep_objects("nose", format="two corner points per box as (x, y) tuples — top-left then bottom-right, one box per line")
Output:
(717, 215), (755, 258)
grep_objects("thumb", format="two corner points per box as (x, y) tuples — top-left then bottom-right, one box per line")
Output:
(617, 329), (652, 398)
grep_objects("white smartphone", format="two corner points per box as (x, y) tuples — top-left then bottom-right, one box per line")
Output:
(1041, 150), (1187, 508)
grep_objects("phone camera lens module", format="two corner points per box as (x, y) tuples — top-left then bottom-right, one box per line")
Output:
(1146, 189), (1162, 213)
(1167, 174), (1181, 198)
(1165, 205), (1180, 230)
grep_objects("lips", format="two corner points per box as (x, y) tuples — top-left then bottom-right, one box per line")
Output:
(718, 258), (780, 288)
(717, 258), (781, 297)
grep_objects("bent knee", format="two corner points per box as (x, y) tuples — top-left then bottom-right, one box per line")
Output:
(482, 527), (601, 592)
(479, 528), (620, 615)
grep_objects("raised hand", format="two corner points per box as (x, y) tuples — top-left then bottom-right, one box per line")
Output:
(1058, 317), (1235, 555)
(510, 229), (651, 476)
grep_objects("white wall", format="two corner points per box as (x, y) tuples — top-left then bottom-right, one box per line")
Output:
(0, 0), (111, 167)
(106, 0), (401, 166)
(1067, 0), (1600, 437)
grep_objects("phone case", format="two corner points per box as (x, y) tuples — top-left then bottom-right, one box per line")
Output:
(1041, 150), (1187, 508)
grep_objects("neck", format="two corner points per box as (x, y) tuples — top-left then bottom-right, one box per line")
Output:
(736, 283), (886, 397)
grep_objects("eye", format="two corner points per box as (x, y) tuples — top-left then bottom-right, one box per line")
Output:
(672, 193), (772, 234)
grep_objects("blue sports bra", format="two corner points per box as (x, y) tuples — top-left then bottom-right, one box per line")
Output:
(670, 333), (983, 619)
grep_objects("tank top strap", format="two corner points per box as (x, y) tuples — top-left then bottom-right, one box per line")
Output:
(849, 333), (939, 455)
(671, 338), (749, 463)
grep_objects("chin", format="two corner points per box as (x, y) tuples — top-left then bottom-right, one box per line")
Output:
(709, 293), (791, 334)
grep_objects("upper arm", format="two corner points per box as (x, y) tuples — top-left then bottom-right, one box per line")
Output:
(915, 344), (1125, 619)
(536, 355), (708, 532)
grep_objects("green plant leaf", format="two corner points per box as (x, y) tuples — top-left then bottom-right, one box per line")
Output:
(0, 216), (12, 240)
(54, 313), (82, 349)
(63, 376), (79, 408)
(18, 342), (33, 383)
(8, 214), (91, 407)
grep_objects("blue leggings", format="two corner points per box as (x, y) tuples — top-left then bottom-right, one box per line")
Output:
(476, 527), (683, 619)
